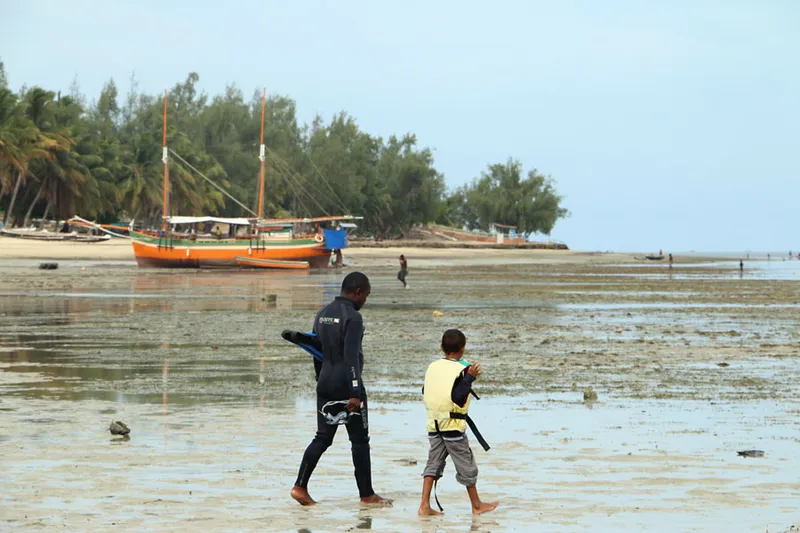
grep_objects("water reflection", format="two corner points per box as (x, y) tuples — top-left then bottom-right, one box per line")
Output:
(132, 271), (331, 312)
(295, 514), (372, 533)
(0, 270), (333, 316)
(470, 518), (500, 532)
(162, 358), (169, 416)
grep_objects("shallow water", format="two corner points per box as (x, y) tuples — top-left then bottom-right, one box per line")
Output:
(0, 259), (798, 532)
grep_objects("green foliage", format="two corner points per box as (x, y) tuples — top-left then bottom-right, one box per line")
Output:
(449, 159), (569, 235)
(0, 66), (568, 235)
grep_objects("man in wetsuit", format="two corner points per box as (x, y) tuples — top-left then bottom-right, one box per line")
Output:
(290, 272), (392, 507)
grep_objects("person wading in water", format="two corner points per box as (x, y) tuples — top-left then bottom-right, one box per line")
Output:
(290, 272), (392, 507)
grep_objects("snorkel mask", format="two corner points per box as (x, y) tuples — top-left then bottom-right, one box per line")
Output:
(319, 400), (361, 425)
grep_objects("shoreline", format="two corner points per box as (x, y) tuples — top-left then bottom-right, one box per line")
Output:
(350, 239), (568, 250)
(0, 236), (742, 265)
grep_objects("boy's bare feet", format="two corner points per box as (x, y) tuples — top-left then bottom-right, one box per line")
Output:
(290, 486), (317, 506)
(472, 501), (499, 515)
(360, 494), (393, 507)
(417, 504), (444, 516)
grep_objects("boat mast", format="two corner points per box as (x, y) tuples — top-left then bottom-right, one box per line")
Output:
(257, 88), (266, 220)
(161, 90), (169, 231)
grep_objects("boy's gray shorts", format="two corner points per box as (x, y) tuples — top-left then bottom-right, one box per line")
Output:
(422, 433), (478, 487)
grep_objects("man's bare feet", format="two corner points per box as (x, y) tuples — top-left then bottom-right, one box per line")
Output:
(360, 494), (393, 507)
(472, 501), (499, 515)
(418, 505), (444, 516)
(290, 485), (317, 506)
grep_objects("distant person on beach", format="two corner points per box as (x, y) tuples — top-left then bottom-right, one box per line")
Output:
(669, 253), (673, 268)
(418, 329), (498, 516)
(291, 272), (392, 508)
(398, 254), (409, 288)
(740, 260), (744, 273)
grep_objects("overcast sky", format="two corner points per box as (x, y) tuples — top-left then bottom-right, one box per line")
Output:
(3, 0), (798, 252)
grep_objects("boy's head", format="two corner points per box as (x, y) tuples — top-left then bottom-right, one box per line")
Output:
(441, 328), (466, 357)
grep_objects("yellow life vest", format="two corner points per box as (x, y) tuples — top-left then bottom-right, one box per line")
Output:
(424, 358), (471, 433)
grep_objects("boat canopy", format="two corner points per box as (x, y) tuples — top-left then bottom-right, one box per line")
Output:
(167, 216), (254, 226)
(166, 215), (361, 228)
(261, 215), (363, 224)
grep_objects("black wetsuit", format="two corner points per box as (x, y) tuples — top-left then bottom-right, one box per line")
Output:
(295, 296), (374, 498)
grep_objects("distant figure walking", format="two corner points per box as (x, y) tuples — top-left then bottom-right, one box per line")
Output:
(740, 260), (744, 273)
(668, 253), (673, 268)
(398, 255), (409, 289)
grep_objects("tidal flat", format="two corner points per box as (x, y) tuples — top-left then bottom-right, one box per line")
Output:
(1, 253), (798, 532)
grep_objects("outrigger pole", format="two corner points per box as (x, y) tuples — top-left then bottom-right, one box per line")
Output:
(257, 88), (267, 220)
(162, 90), (169, 231)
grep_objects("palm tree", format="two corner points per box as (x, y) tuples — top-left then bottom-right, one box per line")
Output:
(8, 89), (79, 227)
(0, 87), (36, 225)
(0, 88), (29, 188)
(0, 87), (63, 227)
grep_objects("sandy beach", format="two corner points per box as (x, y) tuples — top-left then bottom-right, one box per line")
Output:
(0, 237), (620, 262)
(0, 235), (645, 266)
(1, 244), (798, 532)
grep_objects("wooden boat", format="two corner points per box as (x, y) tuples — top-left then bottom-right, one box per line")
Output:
(235, 256), (310, 270)
(645, 255), (664, 261)
(0, 228), (110, 243)
(130, 90), (358, 269)
(68, 217), (131, 237)
(132, 231), (329, 269)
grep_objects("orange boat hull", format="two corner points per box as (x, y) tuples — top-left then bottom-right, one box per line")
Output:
(131, 240), (330, 269)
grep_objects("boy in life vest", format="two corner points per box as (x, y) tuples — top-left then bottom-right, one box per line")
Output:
(418, 329), (499, 516)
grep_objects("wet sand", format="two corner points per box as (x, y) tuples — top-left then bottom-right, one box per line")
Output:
(1, 255), (798, 532)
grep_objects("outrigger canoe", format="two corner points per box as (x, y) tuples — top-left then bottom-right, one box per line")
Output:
(0, 228), (111, 243)
(235, 256), (310, 270)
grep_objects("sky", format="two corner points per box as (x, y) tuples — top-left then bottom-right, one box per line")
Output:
(3, 0), (799, 252)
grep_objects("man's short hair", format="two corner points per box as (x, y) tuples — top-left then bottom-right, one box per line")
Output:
(341, 272), (370, 294)
(441, 329), (466, 354)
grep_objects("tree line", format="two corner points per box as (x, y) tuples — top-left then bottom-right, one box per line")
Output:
(0, 63), (568, 237)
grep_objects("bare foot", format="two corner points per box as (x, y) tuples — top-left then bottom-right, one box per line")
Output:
(418, 505), (443, 516)
(290, 486), (317, 506)
(360, 494), (393, 507)
(472, 501), (499, 515)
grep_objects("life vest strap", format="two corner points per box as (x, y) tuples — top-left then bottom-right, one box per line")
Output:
(449, 413), (490, 451)
(432, 421), (445, 512)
